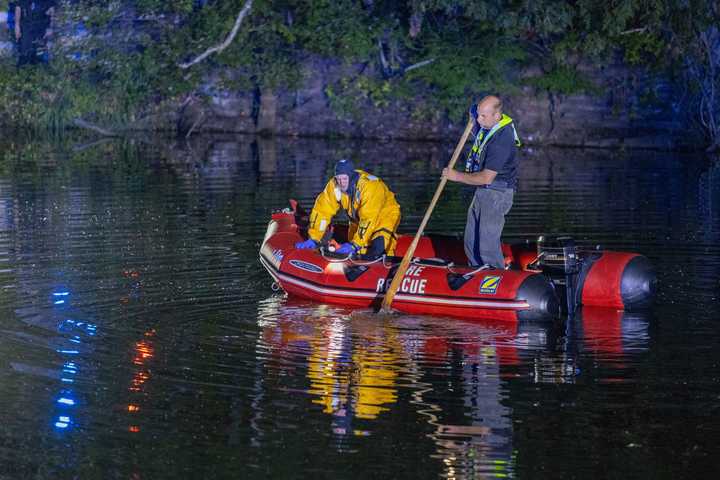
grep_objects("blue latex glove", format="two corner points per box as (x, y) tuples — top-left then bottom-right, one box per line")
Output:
(295, 239), (318, 249)
(469, 102), (478, 121)
(335, 242), (358, 255)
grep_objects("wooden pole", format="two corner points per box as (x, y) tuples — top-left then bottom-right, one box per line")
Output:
(380, 118), (475, 312)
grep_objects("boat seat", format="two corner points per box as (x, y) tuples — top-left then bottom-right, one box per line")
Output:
(414, 257), (450, 266)
(447, 272), (472, 291)
(344, 264), (369, 282)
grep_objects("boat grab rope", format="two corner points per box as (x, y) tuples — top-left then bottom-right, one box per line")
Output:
(447, 263), (493, 277)
(319, 247), (353, 262)
(351, 255), (387, 267)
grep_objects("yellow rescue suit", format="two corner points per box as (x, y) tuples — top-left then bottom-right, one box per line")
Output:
(307, 170), (401, 255)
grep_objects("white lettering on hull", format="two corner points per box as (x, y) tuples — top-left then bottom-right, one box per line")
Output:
(376, 276), (427, 294)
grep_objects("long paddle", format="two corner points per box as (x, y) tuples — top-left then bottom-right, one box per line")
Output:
(380, 118), (475, 312)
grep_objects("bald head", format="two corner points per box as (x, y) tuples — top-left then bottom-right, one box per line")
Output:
(479, 95), (502, 113)
(475, 95), (503, 129)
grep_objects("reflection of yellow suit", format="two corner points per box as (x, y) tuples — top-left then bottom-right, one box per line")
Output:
(307, 170), (401, 255)
(306, 323), (349, 416)
(352, 345), (399, 419)
(306, 323), (401, 422)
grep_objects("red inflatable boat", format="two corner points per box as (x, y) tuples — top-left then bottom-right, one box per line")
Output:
(259, 201), (655, 322)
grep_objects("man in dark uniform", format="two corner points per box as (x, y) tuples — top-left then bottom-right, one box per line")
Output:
(442, 95), (521, 268)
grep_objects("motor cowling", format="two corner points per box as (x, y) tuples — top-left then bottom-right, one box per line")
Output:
(537, 236), (581, 276)
(537, 236), (581, 315)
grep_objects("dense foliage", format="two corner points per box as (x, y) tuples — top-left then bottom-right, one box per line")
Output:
(0, 0), (717, 148)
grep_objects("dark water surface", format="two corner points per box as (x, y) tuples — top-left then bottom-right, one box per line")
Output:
(0, 135), (718, 479)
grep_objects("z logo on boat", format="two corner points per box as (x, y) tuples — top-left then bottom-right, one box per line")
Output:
(289, 259), (324, 274)
(479, 275), (501, 294)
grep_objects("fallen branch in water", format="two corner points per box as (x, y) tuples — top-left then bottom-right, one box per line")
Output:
(71, 137), (114, 153)
(178, 0), (254, 69)
(72, 118), (119, 137)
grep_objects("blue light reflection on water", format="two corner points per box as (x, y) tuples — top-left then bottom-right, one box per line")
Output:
(50, 288), (98, 434)
(57, 397), (76, 406)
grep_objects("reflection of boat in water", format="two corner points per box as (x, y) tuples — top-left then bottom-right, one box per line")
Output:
(255, 296), (542, 448)
(259, 202), (656, 322)
(577, 306), (650, 357)
(255, 298), (543, 474)
(256, 296), (651, 475)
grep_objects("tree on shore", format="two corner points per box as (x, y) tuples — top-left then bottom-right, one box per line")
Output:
(0, 0), (717, 149)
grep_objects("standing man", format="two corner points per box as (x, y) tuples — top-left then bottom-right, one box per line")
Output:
(442, 95), (521, 268)
(295, 159), (401, 257)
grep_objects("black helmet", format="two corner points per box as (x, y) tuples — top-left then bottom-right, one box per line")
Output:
(334, 159), (355, 177)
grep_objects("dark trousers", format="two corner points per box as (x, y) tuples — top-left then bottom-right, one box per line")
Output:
(464, 187), (514, 268)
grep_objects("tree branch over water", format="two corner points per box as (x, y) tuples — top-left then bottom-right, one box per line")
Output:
(178, 0), (254, 70)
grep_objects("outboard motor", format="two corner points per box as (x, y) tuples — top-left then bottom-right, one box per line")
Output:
(537, 236), (581, 316)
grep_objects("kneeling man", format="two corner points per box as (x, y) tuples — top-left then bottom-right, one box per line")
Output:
(296, 159), (401, 257)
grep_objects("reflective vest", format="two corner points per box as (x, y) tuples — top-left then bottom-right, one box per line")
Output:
(465, 114), (521, 173)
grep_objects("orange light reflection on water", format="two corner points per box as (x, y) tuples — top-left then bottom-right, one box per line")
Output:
(127, 330), (156, 432)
